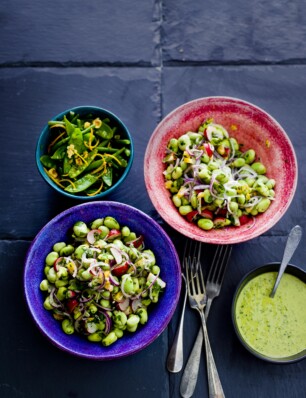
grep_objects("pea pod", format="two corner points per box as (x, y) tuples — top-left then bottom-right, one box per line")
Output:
(51, 137), (69, 153)
(68, 148), (98, 179)
(40, 155), (57, 169)
(63, 155), (72, 174)
(69, 128), (85, 154)
(51, 145), (66, 160)
(65, 174), (98, 193)
(102, 168), (113, 187)
(96, 121), (115, 140)
(64, 115), (76, 136)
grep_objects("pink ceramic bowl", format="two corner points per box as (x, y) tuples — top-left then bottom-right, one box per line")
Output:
(144, 97), (298, 245)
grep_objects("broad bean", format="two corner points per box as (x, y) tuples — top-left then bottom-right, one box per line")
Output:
(104, 216), (120, 230)
(62, 319), (74, 335)
(197, 219), (214, 230)
(45, 251), (59, 266)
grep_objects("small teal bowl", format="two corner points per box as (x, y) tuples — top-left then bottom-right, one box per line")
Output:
(24, 201), (181, 360)
(36, 106), (134, 200)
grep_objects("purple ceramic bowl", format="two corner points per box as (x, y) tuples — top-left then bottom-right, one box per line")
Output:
(24, 202), (181, 360)
(145, 97), (298, 245)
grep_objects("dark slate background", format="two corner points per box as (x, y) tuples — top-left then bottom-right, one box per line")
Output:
(1, 1), (306, 397)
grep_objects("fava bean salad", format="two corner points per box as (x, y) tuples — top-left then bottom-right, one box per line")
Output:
(40, 112), (131, 196)
(40, 217), (166, 346)
(163, 119), (276, 230)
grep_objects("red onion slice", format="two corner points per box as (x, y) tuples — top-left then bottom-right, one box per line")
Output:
(109, 274), (120, 286)
(131, 298), (142, 312)
(136, 271), (160, 299)
(87, 261), (108, 275)
(121, 275), (133, 298)
(126, 235), (144, 249)
(87, 229), (102, 244)
(118, 298), (130, 311)
(49, 288), (62, 308)
(101, 311), (112, 335)
(110, 247), (122, 264)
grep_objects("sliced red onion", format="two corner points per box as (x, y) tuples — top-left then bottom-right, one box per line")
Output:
(241, 196), (262, 208)
(131, 298), (143, 312)
(195, 149), (204, 160)
(193, 184), (210, 190)
(80, 295), (93, 303)
(121, 275), (133, 298)
(87, 229), (102, 244)
(118, 298), (130, 311)
(126, 235), (144, 249)
(234, 166), (257, 179)
(136, 271), (160, 299)
(107, 244), (130, 260)
(101, 311), (112, 335)
(87, 261), (107, 273)
(81, 252), (96, 267)
(122, 261), (137, 275)
(96, 302), (111, 311)
(209, 174), (222, 200)
(54, 257), (64, 272)
(110, 246), (122, 264)
(227, 138), (236, 162)
(49, 288), (62, 308)
(109, 274), (120, 286)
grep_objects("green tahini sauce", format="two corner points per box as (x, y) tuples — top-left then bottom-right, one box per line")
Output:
(235, 272), (306, 358)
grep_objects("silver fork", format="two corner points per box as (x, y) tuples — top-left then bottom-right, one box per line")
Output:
(180, 245), (232, 398)
(184, 244), (225, 398)
(167, 240), (202, 373)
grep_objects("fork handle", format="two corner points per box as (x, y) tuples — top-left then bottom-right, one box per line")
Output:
(199, 309), (225, 398)
(180, 297), (213, 397)
(166, 286), (188, 373)
(180, 328), (203, 398)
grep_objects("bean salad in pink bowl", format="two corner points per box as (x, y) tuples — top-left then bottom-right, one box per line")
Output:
(144, 97), (298, 245)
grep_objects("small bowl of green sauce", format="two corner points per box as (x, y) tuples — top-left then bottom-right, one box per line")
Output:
(232, 263), (306, 363)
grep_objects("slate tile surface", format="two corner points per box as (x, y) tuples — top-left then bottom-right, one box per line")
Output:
(162, 0), (306, 63)
(0, 0), (161, 66)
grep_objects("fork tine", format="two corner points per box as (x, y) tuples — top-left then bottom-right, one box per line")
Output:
(182, 240), (199, 269)
(184, 256), (192, 292)
(208, 245), (232, 283)
(189, 257), (197, 296)
(192, 257), (201, 295)
(198, 263), (206, 293)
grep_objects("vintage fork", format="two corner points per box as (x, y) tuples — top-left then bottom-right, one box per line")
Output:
(180, 245), (232, 398)
(167, 240), (202, 373)
(184, 243), (225, 398)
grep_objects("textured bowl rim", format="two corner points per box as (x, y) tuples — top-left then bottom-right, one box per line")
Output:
(35, 105), (134, 200)
(144, 96), (298, 244)
(232, 262), (306, 363)
(24, 201), (181, 360)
